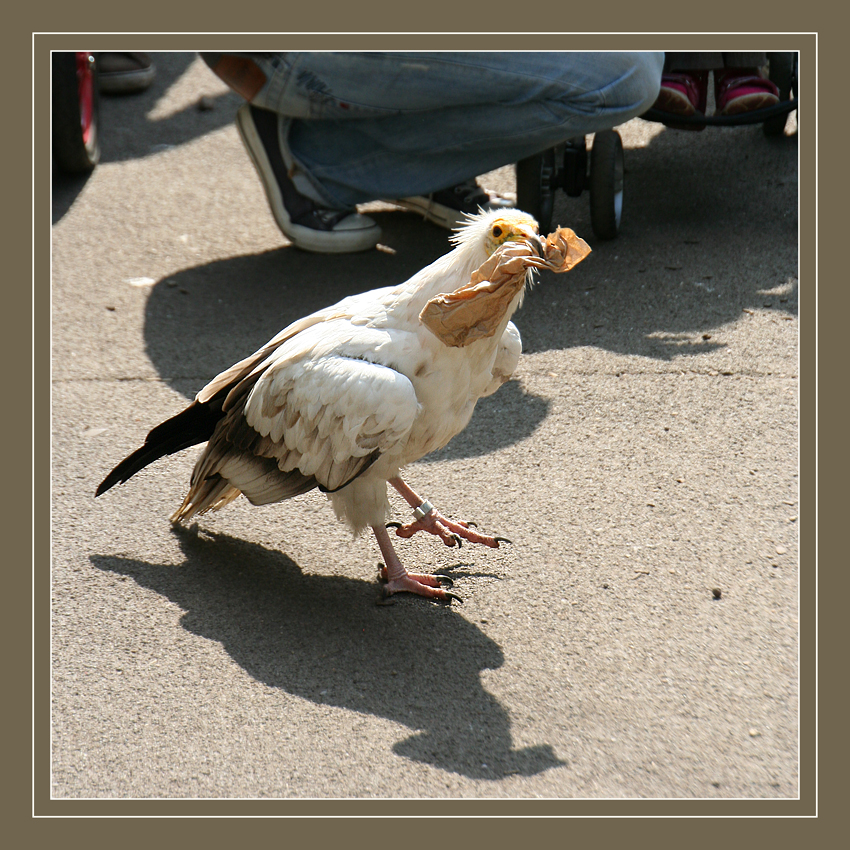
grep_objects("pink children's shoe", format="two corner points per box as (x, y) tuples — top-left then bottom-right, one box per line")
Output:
(652, 71), (708, 130)
(654, 71), (709, 115)
(715, 68), (779, 115)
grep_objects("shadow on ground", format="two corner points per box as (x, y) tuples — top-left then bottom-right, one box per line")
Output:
(97, 52), (241, 165)
(90, 524), (565, 780)
(74, 60), (797, 468)
(522, 120), (798, 356)
(139, 119), (798, 391)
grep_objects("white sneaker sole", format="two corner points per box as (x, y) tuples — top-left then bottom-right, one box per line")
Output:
(395, 192), (516, 230)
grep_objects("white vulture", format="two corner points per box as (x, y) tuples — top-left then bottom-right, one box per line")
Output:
(97, 209), (591, 603)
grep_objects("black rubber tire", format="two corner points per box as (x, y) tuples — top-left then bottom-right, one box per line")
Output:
(516, 149), (556, 233)
(588, 129), (624, 240)
(52, 52), (101, 173)
(763, 52), (795, 137)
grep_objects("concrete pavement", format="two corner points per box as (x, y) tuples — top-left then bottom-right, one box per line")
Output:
(51, 53), (798, 800)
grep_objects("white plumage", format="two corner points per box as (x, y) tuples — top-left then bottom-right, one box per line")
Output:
(97, 209), (590, 602)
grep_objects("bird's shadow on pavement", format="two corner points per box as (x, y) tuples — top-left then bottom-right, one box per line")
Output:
(90, 524), (565, 780)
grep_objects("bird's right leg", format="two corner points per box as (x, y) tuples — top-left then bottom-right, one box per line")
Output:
(387, 477), (509, 549)
(371, 523), (461, 603)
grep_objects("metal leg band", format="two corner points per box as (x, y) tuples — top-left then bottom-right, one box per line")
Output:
(413, 500), (434, 521)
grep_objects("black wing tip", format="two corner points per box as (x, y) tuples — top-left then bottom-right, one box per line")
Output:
(94, 398), (224, 499)
(95, 475), (119, 497)
(95, 464), (133, 497)
(94, 443), (159, 498)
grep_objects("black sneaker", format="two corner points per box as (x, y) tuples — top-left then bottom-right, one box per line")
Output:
(396, 178), (515, 229)
(95, 52), (155, 94)
(235, 104), (381, 253)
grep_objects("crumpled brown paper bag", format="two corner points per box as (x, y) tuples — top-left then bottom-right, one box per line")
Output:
(420, 227), (592, 348)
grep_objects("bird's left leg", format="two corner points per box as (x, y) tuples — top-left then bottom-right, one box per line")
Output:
(371, 523), (460, 602)
(387, 476), (509, 549)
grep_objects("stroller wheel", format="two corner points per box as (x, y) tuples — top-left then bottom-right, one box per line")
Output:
(763, 52), (796, 137)
(589, 129), (624, 240)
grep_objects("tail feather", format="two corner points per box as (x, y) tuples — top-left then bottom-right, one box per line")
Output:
(170, 475), (240, 523)
(95, 398), (224, 496)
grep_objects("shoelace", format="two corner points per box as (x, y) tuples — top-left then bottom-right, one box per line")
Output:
(292, 207), (351, 230)
(452, 180), (489, 206)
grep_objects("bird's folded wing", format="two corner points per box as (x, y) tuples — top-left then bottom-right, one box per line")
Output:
(240, 352), (421, 493)
(193, 315), (320, 406)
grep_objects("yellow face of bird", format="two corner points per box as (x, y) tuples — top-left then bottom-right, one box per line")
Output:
(483, 213), (544, 258)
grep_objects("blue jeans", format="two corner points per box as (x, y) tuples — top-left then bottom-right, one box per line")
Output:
(236, 52), (663, 209)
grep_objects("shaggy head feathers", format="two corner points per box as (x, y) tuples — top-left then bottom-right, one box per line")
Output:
(449, 207), (542, 257)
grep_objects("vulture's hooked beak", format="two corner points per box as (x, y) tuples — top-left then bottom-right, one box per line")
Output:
(518, 223), (546, 258)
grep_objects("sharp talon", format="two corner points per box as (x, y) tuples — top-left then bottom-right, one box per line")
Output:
(466, 521), (478, 528)
(435, 574), (454, 588)
(442, 591), (463, 604)
(386, 521), (402, 529)
(450, 534), (463, 548)
(494, 536), (512, 545)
